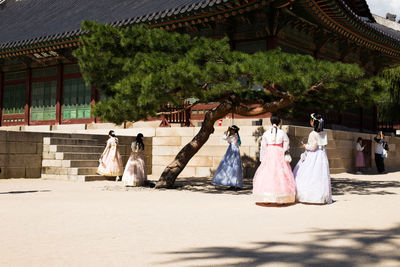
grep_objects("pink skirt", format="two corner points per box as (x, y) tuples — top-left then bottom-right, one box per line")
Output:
(252, 145), (296, 203)
(355, 151), (365, 167)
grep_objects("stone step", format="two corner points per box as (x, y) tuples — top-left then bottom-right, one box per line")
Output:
(60, 152), (101, 161)
(42, 167), (99, 176)
(53, 145), (104, 153)
(69, 160), (99, 168)
(45, 137), (99, 146)
(330, 168), (347, 174)
(41, 173), (86, 182)
(83, 175), (115, 182)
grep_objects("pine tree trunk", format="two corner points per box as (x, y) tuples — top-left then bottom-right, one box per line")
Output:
(155, 101), (232, 188)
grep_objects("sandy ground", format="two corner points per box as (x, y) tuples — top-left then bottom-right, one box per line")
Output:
(0, 172), (400, 267)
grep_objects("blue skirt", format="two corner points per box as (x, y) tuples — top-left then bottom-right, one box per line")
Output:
(212, 144), (243, 188)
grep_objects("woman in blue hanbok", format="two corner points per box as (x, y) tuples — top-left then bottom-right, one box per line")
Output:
(212, 125), (243, 189)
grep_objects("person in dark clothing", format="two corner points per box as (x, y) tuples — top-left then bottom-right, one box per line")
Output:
(374, 131), (388, 174)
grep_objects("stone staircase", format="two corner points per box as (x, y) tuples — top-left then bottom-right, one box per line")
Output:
(41, 136), (111, 181)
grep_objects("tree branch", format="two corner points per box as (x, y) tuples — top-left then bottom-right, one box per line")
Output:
(156, 101), (199, 116)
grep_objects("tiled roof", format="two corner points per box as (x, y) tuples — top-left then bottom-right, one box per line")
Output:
(0, 0), (221, 48)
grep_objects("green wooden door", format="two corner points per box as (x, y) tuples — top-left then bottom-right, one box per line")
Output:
(31, 81), (57, 121)
(3, 84), (26, 116)
(62, 78), (91, 120)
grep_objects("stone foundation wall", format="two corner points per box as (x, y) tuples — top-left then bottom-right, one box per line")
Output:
(0, 125), (398, 179)
(0, 131), (152, 179)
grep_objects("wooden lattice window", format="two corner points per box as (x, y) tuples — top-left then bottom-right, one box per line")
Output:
(62, 78), (91, 119)
(31, 81), (57, 121)
(3, 84), (25, 115)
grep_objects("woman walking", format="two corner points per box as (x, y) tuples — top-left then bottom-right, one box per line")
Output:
(97, 130), (124, 180)
(122, 133), (147, 186)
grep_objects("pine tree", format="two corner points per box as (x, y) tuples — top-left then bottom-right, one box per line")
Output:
(73, 21), (383, 188)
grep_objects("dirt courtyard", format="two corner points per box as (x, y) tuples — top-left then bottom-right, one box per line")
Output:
(1, 172), (399, 267)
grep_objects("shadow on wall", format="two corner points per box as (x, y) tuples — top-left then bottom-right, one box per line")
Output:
(158, 225), (400, 266)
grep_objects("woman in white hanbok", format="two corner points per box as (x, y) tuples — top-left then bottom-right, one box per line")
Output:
(122, 133), (147, 187)
(97, 130), (124, 179)
(293, 114), (332, 204)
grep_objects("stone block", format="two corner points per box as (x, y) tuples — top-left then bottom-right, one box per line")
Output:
(249, 146), (259, 158)
(178, 166), (196, 177)
(0, 155), (7, 165)
(52, 124), (86, 132)
(187, 156), (213, 167)
(8, 142), (37, 154)
(55, 152), (64, 160)
(153, 137), (182, 146)
(42, 159), (62, 167)
(152, 155), (175, 166)
(0, 142), (6, 153)
(26, 168), (41, 178)
(196, 146), (228, 157)
(7, 132), (44, 143)
(6, 167), (25, 178)
(152, 146), (183, 156)
(240, 146), (250, 156)
(156, 127), (195, 137)
(332, 131), (353, 140)
(21, 125), (51, 132)
(43, 137), (51, 145)
(196, 167), (212, 177)
(42, 152), (55, 159)
(295, 126), (312, 138)
(62, 160), (71, 168)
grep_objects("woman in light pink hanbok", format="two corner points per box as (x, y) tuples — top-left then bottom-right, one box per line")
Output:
(122, 133), (147, 187)
(97, 130), (123, 179)
(253, 116), (296, 204)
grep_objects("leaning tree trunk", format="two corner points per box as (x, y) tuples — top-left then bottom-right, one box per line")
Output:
(155, 101), (233, 188)
(155, 91), (295, 188)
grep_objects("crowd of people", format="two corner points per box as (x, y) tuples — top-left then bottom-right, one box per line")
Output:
(97, 113), (390, 206)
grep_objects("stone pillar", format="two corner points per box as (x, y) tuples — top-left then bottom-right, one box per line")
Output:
(0, 71), (3, 127)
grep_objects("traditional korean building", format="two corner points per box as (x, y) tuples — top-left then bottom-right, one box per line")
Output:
(0, 0), (399, 130)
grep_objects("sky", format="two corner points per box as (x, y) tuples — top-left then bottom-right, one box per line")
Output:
(366, 0), (400, 18)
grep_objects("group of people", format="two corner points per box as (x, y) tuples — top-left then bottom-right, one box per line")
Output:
(97, 130), (147, 187)
(98, 114), (389, 203)
(354, 131), (389, 174)
(213, 113), (332, 205)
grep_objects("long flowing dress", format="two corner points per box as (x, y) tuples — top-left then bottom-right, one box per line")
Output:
(212, 133), (243, 188)
(252, 127), (296, 203)
(355, 143), (365, 168)
(293, 131), (332, 204)
(97, 137), (124, 176)
(122, 141), (147, 186)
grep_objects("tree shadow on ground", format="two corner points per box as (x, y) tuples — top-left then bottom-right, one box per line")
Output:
(0, 190), (51, 195)
(332, 178), (400, 195)
(158, 225), (400, 266)
(173, 176), (400, 196)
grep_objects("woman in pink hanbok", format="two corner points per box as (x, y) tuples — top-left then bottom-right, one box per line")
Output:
(97, 130), (124, 180)
(252, 116), (296, 204)
(122, 133), (147, 187)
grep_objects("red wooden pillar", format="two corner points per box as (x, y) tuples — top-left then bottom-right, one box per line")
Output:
(373, 104), (378, 131)
(91, 86), (97, 123)
(56, 63), (63, 124)
(266, 36), (277, 50)
(24, 68), (31, 125)
(0, 71), (3, 127)
(359, 107), (364, 132)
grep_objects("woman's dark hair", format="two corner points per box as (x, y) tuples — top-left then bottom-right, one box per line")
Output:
(357, 137), (362, 143)
(229, 125), (241, 146)
(311, 113), (324, 132)
(135, 133), (144, 150)
(270, 115), (281, 126)
(108, 130), (115, 137)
